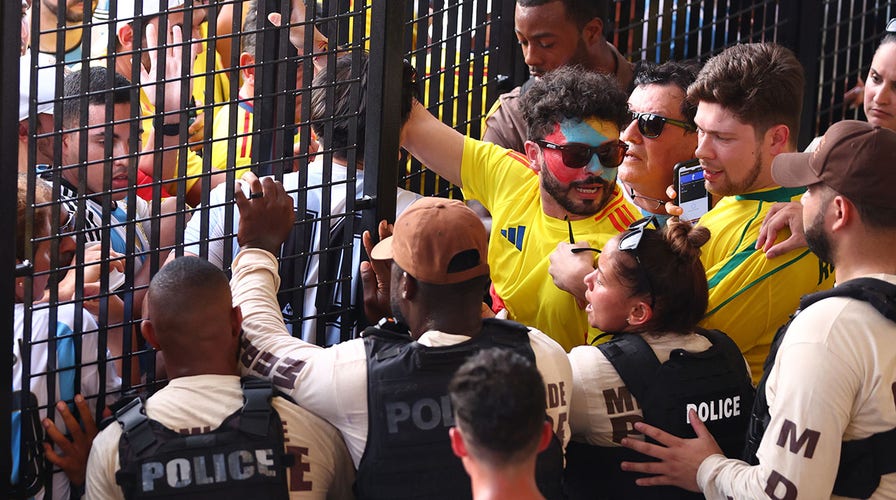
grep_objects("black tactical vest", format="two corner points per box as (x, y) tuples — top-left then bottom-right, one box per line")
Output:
(354, 318), (565, 500)
(565, 328), (754, 500)
(114, 377), (291, 500)
(744, 278), (896, 499)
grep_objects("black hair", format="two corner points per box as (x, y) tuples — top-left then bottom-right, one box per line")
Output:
(634, 60), (701, 125)
(522, 66), (629, 140)
(448, 348), (547, 466)
(62, 66), (132, 129)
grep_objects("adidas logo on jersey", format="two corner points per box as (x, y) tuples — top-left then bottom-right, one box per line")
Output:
(500, 225), (526, 251)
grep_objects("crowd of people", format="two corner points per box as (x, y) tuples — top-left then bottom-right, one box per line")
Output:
(12, 0), (896, 499)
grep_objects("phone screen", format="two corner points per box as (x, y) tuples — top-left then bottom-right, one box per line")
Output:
(676, 162), (710, 223)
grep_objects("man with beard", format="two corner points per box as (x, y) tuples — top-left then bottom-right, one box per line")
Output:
(35, 0), (97, 66)
(621, 120), (896, 499)
(401, 67), (639, 351)
(482, 0), (634, 153)
(673, 43), (834, 382)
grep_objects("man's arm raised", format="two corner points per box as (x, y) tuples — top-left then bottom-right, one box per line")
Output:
(400, 100), (466, 188)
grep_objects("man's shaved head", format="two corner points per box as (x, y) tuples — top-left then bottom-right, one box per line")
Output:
(145, 257), (239, 372)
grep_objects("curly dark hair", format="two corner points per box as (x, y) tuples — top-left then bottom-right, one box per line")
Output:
(448, 348), (547, 466)
(687, 43), (804, 148)
(521, 66), (629, 141)
(612, 218), (711, 333)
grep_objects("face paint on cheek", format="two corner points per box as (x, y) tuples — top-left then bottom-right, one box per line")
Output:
(542, 119), (619, 183)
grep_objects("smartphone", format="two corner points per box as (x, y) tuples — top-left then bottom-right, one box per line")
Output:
(674, 159), (711, 223)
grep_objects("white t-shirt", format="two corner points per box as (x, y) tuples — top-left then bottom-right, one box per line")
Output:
(85, 374), (356, 500)
(230, 248), (575, 467)
(697, 274), (896, 499)
(182, 159), (419, 346)
(14, 302), (121, 500)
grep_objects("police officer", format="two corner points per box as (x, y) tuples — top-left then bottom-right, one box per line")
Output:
(621, 121), (896, 498)
(85, 176), (355, 500)
(233, 188), (574, 499)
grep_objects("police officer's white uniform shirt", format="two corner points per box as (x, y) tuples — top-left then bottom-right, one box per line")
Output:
(696, 274), (896, 499)
(231, 248), (574, 467)
(182, 158), (419, 346)
(568, 333), (751, 447)
(85, 374), (355, 500)
(15, 303), (121, 500)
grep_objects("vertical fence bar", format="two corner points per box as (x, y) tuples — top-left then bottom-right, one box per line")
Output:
(363, 0), (404, 229)
(1, 0), (20, 490)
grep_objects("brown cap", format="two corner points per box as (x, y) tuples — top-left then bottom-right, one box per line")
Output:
(370, 197), (490, 285)
(772, 120), (896, 206)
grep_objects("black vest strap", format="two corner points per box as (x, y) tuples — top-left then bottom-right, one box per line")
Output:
(115, 397), (156, 456)
(743, 278), (896, 498)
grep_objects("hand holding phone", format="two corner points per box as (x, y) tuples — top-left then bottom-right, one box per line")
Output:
(674, 159), (711, 223)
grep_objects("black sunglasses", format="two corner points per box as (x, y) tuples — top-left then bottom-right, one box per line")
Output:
(536, 139), (628, 169)
(631, 111), (696, 139)
(618, 216), (660, 307)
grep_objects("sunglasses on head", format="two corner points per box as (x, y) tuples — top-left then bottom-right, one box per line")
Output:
(630, 111), (696, 139)
(536, 139), (628, 169)
(618, 216), (660, 308)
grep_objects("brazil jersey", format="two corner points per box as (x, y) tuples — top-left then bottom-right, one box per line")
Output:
(461, 138), (639, 351)
(699, 187), (835, 383)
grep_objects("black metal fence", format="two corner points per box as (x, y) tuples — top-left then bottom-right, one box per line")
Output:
(3, 0), (895, 494)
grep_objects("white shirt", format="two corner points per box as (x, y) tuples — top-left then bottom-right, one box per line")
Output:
(183, 158), (419, 345)
(85, 374), (355, 500)
(230, 248), (574, 467)
(14, 302), (121, 500)
(697, 274), (896, 499)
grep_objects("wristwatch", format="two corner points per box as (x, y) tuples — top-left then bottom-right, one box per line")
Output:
(160, 122), (181, 136)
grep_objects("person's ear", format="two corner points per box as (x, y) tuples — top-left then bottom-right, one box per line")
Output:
(524, 140), (542, 173)
(537, 421), (553, 452)
(400, 271), (418, 301)
(239, 52), (255, 82)
(581, 17), (603, 45)
(18, 121), (28, 142)
(141, 319), (161, 349)
(765, 124), (790, 156)
(117, 24), (134, 50)
(830, 195), (852, 232)
(627, 300), (653, 327)
(449, 427), (468, 458)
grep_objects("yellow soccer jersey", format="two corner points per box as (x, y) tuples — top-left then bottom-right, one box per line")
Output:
(193, 21), (231, 113)
(699, 187), (835, 383)
(210, 99), (254, 174)
(460, 137), (640, 351)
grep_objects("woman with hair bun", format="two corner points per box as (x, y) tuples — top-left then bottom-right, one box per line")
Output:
(564, 217), (754, 500)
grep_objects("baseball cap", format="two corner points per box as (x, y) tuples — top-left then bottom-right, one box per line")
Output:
(19, 52), (56, 122)
(370, 197), (490, 285)
(772, 120), (896, 207)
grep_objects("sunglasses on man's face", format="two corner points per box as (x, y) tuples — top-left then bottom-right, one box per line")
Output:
(630, 111), (696, 139)
(536, 139), (628, 169)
